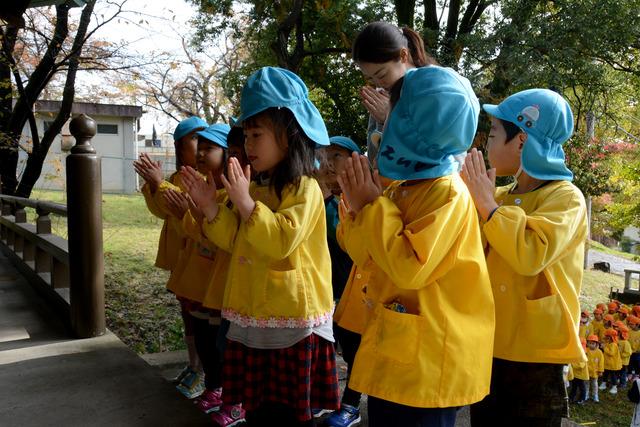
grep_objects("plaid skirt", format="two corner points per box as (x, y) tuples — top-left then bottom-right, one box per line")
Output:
(222, 333), (340, 422)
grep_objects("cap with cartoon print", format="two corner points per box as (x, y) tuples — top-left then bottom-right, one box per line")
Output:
(483, 89), (574, 181)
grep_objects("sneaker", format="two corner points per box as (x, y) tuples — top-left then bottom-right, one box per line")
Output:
(211, 404), (246, 427)
(593, 396), (599, 403)
(609, 385), (618, 394)
(172, 365), (194, 384)
(325, 404), (361, 427)
(176, 370), (205, 399)
(195, 388), (223, 414)
(312, 408), (334, 418)
(598, 382), (607, 390)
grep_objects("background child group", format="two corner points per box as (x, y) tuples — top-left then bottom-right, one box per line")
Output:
(134, 20), (588, 427)
(569, 300), (640, 404)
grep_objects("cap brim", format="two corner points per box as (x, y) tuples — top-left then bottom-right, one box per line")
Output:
(481, 104), (507, 121)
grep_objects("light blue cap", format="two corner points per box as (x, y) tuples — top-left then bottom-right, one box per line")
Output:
(173, 116), (208, 141)
(483, 88), (574, 181)
(329, 136), (362, 154)
(378, 66), (480, 180)
(196, 123), (231, 149)
(237, 67), (330, 147)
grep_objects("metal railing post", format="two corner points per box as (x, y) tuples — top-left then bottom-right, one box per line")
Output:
(66, 114), (105, 338)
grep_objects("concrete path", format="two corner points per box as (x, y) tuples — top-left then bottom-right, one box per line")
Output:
(588, 249), (640, 276)
(0, 251), (209, 427)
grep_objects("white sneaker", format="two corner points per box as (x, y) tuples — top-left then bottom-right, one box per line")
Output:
(599, 382), (607, 390)
(609, 385), (618, 394)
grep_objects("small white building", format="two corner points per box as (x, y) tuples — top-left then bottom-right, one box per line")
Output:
(20, 100), (143, 194)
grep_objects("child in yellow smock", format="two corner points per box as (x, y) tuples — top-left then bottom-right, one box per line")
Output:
(586, 335), (604, 402)
(629, 316), (640, 378)
(461, 89), (588, 426)
(592, 308), (606, 342)
(133, 116), (205, 393)
(579, 310), (593, 340)
(158, 124), (230, 403)
(337, 66), (494, 427)
(601, 328), (622, 394)
(568, 338), (589, 404)
(615, 321), (633, 388)
(183, 67), (339, 425)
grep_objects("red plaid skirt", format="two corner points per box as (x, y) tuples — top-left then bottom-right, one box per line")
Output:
(222, 333), (340, 422)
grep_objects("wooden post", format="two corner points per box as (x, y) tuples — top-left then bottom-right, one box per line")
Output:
(66, 114), (105, 338)
(35, 209), (52, 274)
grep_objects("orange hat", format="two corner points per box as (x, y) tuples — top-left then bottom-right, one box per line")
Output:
(581, 309), (590, 317)
(614, 320), (629, 331)
(597, 303), (607, 311)
(594, 308), (603, 315)
(604, 314), (615, 322)
(619, 307), (629, 315)
(633, 305), (640, 316)
(587, 334), (599, 343)
(628, 315), (640, 325)
(608, 301), (619, 311)
(604, 328), (618, 342)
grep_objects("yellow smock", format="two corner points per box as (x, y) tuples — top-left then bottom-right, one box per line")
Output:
(338, 174), (495, 408)
(484, 180), (588, 364)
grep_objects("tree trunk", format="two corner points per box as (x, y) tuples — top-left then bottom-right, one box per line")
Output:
(0, 4), (71, 195)
(486, 0), (541, 100)
(423, 0), (439, 54)
(394, 0), (416, 28)
(0, 25), (19, 195)
(16, 1), (95, 198)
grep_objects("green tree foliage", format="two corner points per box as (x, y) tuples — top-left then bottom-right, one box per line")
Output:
(188, 0), (394, 146)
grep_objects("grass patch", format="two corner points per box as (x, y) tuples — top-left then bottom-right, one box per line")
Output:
(579, 269), (626, 311)
(30, 189), (184, 354)
(590, 239), (640, 262)
(569, 387), (635, 426)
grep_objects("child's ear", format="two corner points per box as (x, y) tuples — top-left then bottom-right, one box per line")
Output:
(518, 132), (527, 151)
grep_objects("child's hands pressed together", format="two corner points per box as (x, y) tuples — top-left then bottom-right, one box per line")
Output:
(221, 157), (255, 222)
(133, 153), (163, 192)
(163, 189), (189, 219)
(180, 166), (219, 221)
(460, 148), (498, 222)
(337, 152), (382, 215)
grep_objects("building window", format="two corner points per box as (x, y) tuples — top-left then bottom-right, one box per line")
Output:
(97, 124), (118, 134)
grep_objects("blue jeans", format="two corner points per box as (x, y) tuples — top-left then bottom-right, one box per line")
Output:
(368, 396), (458, 427)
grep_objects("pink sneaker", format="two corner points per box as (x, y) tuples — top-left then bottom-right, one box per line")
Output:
(194, 388), (223, 414)
(211, 404), (246, 427)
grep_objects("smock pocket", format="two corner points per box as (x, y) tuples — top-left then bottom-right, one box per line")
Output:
(264, 261), (302, 311)
(372, 304), (420, 365)
(520, 294), (571, 350)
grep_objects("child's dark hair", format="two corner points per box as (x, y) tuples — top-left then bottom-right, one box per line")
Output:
(500, 119), (522, 142)
(244, 107), (316, 200)
(352, 21), (437, 67)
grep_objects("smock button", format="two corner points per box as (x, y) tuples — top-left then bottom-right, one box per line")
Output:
(500, 285), (507, 292)
(515, 198), (522, 205)
(356, 273), (362, 279)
